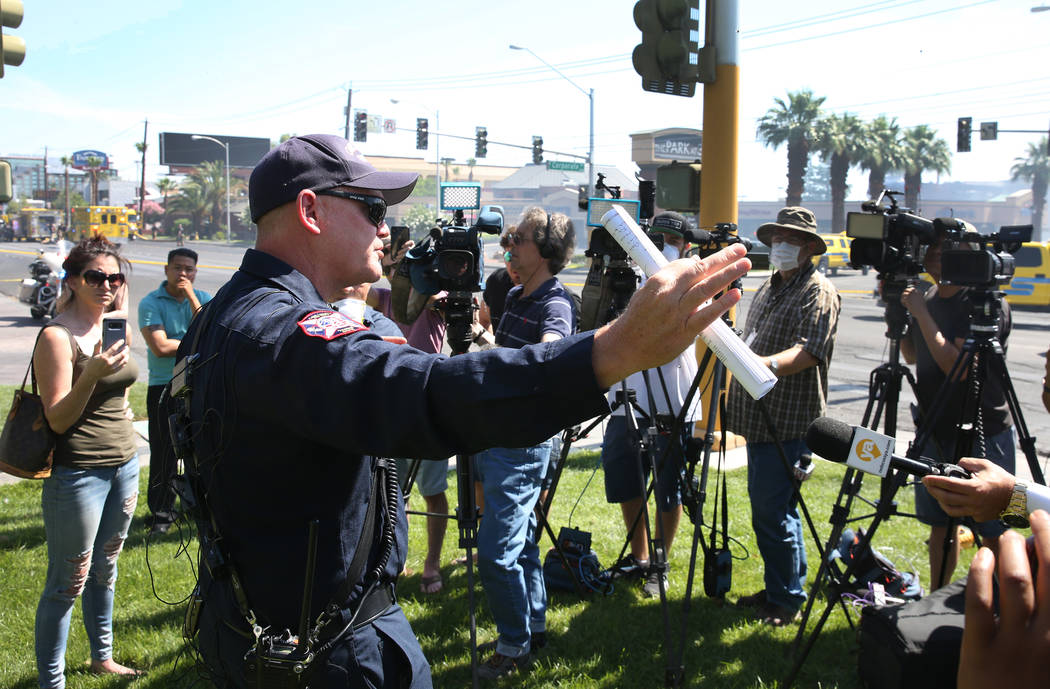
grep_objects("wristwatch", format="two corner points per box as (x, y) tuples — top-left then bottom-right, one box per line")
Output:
(768, 356), (780, 374)
(1000, 481), (1030, 529)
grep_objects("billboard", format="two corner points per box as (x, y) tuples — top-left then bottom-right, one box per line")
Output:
(158, 132), (271, 169)
(71, 150), (110, 170)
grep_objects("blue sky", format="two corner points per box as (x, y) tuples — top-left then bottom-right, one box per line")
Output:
(3, 0), (1049, 203)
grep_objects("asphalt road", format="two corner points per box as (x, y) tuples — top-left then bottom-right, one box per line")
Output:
(2, 237), (1048, 474)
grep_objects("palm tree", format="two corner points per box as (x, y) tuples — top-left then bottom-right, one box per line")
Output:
(901, 125), (951, 211)
(86, 155), (103, 205)
(815, 112), (866, 233)
(757, 89), (826, 206)
(156, 177), (178, 237)
(168, 181), (209, 236)
(59, 155), (73, 228)
(858, 115), (905, 201)
(1010, 138), (1049, 239)
(186, 161), (226, 230)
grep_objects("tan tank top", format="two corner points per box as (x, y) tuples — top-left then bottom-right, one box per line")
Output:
(45, 324), (139, 468)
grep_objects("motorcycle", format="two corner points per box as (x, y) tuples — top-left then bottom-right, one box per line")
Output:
(18, 240), (70, 320)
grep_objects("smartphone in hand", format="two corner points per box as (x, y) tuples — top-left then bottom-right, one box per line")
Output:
(102, 317), (127, 352)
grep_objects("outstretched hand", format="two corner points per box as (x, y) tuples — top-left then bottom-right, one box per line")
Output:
(591, 244), (750, 389)
(958, 509), (1050, 689)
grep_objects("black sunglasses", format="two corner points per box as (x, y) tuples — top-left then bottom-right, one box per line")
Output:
(317, 190), (387, 228)
(81, 269), (126, 288)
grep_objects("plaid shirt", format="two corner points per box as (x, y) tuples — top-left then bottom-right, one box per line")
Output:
(726, 261), (840, 443)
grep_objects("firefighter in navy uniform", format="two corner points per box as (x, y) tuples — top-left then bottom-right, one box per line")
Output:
(172, 134), (751, 689)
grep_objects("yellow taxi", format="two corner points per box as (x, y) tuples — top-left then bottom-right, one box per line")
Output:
(1001, 241), (1050, 308)
(813, 233), (856, 276)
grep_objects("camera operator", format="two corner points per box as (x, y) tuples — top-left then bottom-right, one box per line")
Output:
(900, 228), (1015, 589)
(600, 211), (701, 598)
(174, 135), (749, 689)
(725, 206), (841, 626)
(366, 252), (450, 596)
(479, 229), (521, 331)
(471, 208), (577, 679)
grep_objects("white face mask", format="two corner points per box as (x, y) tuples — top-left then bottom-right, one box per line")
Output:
(661, 243), (681, 262)
(770, 240), (802, 272)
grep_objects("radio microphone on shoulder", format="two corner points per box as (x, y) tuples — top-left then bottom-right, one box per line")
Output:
(805, 417), (971, 479)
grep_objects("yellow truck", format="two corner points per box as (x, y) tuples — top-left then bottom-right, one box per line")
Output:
(1, 207), (61, 241)
(71, 206), (138, 243)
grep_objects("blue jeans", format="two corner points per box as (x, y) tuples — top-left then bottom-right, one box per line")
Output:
(35, 458), (139, 689)
(474, 441), (551, 658)
(746, 439), (808, 612)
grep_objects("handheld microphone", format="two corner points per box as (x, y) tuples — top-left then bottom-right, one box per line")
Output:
(805, 417), (971, 479)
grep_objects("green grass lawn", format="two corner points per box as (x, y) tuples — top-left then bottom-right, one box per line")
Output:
(0, 438), (968, 688)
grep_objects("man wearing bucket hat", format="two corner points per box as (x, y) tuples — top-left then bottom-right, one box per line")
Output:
(171, 134), (752, 688)
(726, 206), (841, 626)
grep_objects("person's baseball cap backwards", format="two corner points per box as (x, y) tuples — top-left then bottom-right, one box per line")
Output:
(249, 134), (419, 222)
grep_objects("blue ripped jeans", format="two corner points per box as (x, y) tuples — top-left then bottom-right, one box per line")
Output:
(35, 458), (139, 689)
(475, 441), (552, 658)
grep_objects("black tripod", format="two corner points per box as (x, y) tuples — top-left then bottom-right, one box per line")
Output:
(911, 288), (1044, 587)
(784, 283), (922, 687)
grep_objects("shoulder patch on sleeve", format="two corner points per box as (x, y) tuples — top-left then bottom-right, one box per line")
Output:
(297, 310), (368, 340)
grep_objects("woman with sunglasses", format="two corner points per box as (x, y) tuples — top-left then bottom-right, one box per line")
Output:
(32, 236), (143, 687)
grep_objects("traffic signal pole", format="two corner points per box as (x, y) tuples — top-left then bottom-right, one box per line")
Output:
(695, 0), (740, 441)
(697, 0), (738, 232)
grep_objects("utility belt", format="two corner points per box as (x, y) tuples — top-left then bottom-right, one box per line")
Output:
(216, 580), (398, 643)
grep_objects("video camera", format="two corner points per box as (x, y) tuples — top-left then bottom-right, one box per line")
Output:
(936, 217), (1032, 289)
(846, 191), (935, 277)
(401, 183), (503, 354)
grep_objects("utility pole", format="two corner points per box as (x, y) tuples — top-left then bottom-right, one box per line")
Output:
(343, 89), (352, 140)
(42, 146), (48, 207)
(139, 119), (148, 237)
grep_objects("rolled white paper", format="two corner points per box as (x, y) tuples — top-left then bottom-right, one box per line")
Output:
(601, 205), (777, 400)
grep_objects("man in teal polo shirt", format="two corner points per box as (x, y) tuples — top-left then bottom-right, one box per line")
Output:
(138, 248), (212, 533)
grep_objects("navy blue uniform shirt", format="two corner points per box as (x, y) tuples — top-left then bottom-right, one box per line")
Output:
(178, 249), (607, 687)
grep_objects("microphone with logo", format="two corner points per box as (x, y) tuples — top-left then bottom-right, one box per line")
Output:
(805, 417), (972, 479)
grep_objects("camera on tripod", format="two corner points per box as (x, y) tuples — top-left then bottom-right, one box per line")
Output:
(936, 217), (1032, 289)
(401, 183), (503, 353)
(846, 190), (935, 276)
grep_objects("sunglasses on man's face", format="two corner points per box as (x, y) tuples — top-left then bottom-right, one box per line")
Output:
(81, 269), (126, 288)
(317, 190), (387, 228)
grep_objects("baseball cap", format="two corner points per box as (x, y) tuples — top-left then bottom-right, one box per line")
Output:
(249, 134), (419, 222)
(651, 211), (688, 238)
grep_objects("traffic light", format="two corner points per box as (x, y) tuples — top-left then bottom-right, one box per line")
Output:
(0, 160), (12, 203)
(354, 111), (368, 142)
(475, 126), (487, 158)
(532, 136), (543, 165)
(1, 0), (26, 78)
(632, 0), (701, 97)
(956, 117), (972, 153)
(415, 118), (428, 150)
